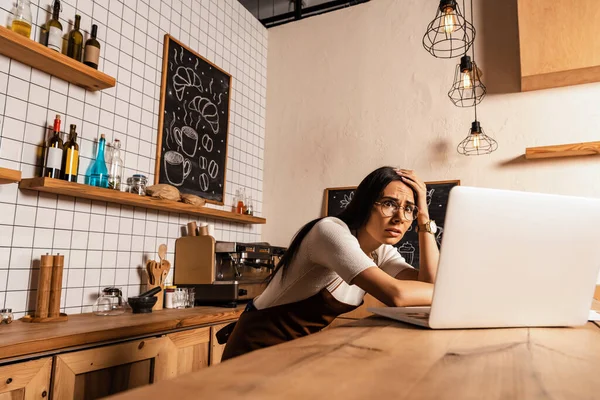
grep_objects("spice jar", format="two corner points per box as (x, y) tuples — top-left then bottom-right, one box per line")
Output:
(1, 309), (14, 324)
(128, 174), (148, 196)
(164, 286), (177, 309)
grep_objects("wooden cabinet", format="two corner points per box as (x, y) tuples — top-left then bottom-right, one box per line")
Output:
(517, 0), (600, 91)
(165, 327), (211, 374)
(209, 323), (230, 365)
(0, 358), (52, 400)
(52, 336), (176, 400)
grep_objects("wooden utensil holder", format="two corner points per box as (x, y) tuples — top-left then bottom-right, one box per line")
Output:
(22, 254), (68, 323)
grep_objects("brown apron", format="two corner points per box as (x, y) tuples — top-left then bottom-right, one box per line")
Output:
(221, 286), (360, 361)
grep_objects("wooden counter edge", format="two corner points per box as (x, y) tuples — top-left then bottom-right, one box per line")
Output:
(0, 308), (243, 361)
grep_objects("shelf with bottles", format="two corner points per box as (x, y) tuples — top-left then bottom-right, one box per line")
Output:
(0, 167), (22, 184)
(33, 120), (265, 224)
(0, 1), (114, 91)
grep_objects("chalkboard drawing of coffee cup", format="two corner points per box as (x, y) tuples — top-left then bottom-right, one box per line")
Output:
(164, 151), (191, 187)
(397, 242), (416, 265)
(174, 126), (198, 158)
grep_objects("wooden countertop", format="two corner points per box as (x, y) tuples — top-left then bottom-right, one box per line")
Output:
(0, 306), (243, 361)
(109, 301), (600, 400)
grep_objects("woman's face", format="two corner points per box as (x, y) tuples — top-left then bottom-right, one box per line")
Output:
(364, 180), (416, 246)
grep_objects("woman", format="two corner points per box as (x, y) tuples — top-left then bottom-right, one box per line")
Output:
(221, 166), (440, 360)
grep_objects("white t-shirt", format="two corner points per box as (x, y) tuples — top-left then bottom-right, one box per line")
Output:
(253, 217), (414, 309)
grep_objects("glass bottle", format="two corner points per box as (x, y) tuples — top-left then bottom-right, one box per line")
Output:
(84, 24), (100, 69)
(43, 114), (64, 179)
(236, 188), (245, 214)
(10, 0), (32, 38)
(67, 14), (83, 62)
(61, 124), (79, 182)
(45, 0), (62, 52)
(108, 139), (123, 190)
(89, 134), (109, 188)
(245, 194), (254, 216)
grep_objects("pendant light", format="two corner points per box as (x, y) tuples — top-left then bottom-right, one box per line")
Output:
(457, 103), (497, 156)
(448, 55), (486, 106)
(423, 0), (475, 59)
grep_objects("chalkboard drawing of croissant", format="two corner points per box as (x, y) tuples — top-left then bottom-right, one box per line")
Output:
(173, 67), (203, 101)
(340, 192), (354, 209)
(189, 96), (219, 134)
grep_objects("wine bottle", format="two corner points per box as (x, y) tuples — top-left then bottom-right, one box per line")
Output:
(61, 124), (79, 182)
(66, 14), (83, 62)
(43, 115), (64, 179)
(84, 24), (100, 69)
(45, 0), (62, 52)
(89, 134), (109, 188)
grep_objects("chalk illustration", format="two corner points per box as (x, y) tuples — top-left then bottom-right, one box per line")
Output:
(435, 226), (444, 246)
(208, 159), (218, 179)
(165, 112), (177, 149)
(164, 151), (191, 187)
(189, 96), (219, 134)
(199, 156), (207, 170)
(397, 242), (416, 265)
(426, 188), (434, 206)
(173, 67), (203, 101)
(201, 134), (213, 152)
(199, 173), (209, 191)
(174, 126), (199, 158)
(340, 192), (354, 209)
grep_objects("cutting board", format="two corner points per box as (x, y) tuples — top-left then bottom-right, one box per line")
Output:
(174, 235), (215, 284)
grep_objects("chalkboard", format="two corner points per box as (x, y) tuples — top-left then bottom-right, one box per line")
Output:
(394, 180), (460, 268)
(155, 35), (231, 205)
(324, 187), (357, 217)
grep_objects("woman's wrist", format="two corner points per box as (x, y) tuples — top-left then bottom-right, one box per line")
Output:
(417, 211), (430, 225)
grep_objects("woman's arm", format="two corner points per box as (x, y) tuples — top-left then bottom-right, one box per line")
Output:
(396, 169), (440, 284)
(352, 267), (433, 307)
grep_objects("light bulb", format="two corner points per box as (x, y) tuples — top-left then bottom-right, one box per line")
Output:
(462, 71), (472, 88)
(443, 7), (458, 34)
(471, 133), (480, 149)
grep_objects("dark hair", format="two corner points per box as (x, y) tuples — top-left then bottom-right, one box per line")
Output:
(267, 166), (411, 283)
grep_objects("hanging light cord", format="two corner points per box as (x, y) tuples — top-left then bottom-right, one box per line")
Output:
(470, 0), (477, 122)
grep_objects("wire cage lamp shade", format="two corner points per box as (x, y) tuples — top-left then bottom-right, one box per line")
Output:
(457, 120), (497, 156)
(448, 55), (486, 107)
(422, 0), (475, 59)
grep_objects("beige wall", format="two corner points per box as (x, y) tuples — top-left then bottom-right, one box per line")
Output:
(262, 0), (600, 268)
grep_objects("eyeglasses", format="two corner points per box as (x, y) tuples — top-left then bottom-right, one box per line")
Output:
(374, 200), (419, 221)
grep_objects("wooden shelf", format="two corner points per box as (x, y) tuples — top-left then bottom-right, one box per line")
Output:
(19, 178), (266, 225)
(0, 167), (22, 184)
(525, 141), (600, 159)
(0, 26), (115, 92)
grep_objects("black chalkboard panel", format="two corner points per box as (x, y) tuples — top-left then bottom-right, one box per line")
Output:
(155, 35), (231, 204)
(394, 180), (460, 268)
(324, 187), (357, 217)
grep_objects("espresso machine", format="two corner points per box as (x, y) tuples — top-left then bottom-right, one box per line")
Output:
(174, 235), (285, 306)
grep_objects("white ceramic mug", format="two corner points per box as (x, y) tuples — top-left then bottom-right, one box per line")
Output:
(164, 151), (191, 187)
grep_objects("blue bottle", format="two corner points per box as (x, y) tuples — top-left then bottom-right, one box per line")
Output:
(89, 134), (109, 188)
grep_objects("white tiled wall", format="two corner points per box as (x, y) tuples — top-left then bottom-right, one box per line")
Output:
(0, 0), (268, 317)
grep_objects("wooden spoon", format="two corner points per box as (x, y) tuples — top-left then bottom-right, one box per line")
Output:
(158, 244), (167, 263)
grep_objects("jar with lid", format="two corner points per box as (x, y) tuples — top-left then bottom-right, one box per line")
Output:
(128, 174), (148, 196)
(93, 287), (127, 316)
(1, 309), (14, 324)
(164, 285), (177, 309)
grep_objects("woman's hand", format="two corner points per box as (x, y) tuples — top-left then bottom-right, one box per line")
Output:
(395, 169), (429, 220)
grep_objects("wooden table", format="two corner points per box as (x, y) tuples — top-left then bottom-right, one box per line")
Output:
(109, 302), (600, 400)
(0, 306), (243, 362)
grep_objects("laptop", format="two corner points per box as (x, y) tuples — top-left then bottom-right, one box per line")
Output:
(368, 186), (600, 329)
